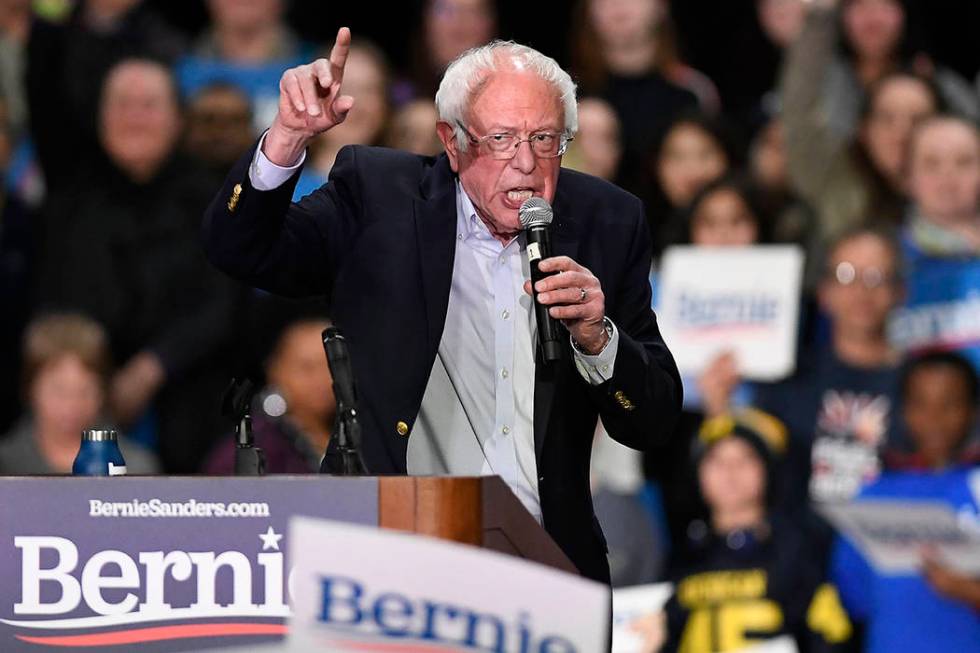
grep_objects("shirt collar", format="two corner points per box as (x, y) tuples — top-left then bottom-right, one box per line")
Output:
(455, 181), (523, 251)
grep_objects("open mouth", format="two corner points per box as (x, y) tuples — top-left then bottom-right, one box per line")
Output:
(503, 188), (537, 209)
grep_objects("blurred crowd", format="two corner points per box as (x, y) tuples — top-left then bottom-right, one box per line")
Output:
(0, 0), (978, 650)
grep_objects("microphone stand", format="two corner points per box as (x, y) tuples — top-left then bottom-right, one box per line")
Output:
(335, 399), (367, 476)
(222, 377), (266, 476)
(322, 327), (368, 475)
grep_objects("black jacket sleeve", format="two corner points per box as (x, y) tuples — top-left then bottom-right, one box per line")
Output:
(201, 141), (364, 298)
(589, 195), (682, 450)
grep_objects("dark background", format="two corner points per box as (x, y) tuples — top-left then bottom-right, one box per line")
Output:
(144, 0), (980, 92)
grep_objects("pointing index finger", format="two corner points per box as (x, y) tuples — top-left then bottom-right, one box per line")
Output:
(329, 27), (352, 87)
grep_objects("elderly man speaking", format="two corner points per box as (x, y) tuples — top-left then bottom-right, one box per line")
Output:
(203, 28), (681, 584)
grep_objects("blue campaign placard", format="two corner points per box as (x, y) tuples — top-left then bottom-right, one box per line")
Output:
(890, 250), (980, 372)
(0, 476), (377, 652)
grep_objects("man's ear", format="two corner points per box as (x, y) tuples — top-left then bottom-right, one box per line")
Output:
(436, 121), (460, 173)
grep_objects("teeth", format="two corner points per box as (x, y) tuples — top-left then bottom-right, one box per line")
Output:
(507, 189), (534, 202)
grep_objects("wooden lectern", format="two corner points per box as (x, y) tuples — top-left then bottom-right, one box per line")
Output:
(377, 476), (578, 576)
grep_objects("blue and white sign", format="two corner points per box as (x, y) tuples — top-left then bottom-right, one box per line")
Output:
(0, 476), (377, 652)
(889, 248), (980, 372)
(657, 246), (804, 381)
(820, 500), (980, 575)
(287, 516), (610, 652)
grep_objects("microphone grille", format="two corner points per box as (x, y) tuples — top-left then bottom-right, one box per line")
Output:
(519, 197), (553, 228)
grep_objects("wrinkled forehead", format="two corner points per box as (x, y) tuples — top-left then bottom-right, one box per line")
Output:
(465, 67), (564, 129)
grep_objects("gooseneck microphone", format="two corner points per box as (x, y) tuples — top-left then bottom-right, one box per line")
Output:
(519, 197), (562, 363)
(323, 327), (357, 410)
(322, 327), (368, 475)
(221, 377), (266, 476)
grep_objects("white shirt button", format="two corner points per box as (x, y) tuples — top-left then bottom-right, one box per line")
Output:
(502, 426), (511, 435)
(501, 368), (509, 379)
(501, 309), (510, 320)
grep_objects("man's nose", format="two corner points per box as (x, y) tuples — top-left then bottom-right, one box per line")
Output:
(510, 140), (537, 174)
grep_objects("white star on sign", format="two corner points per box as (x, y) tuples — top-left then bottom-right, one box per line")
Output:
(259, 526), (283, 551)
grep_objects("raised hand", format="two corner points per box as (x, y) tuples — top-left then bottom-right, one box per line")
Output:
(698, 351), (740, 418)
(263, 27), (355, 166)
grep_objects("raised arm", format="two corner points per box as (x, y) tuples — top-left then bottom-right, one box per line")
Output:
(201, 28), (364, 297)
(780, 1), (848, 209)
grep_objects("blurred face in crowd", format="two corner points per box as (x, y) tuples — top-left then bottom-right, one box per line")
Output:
(588, 0), (664, 47)
(569, 98), (621, 181)
(657, 122), (729, 209)
(842, 0), (904, 62)
(690, 187), (759, 247)
(266, 322), (335, 424)
(860, 75), (936, 189)
(903, 365), (975, 468)
(819, 233), (901, 338)
(907, 118), (980, 225)
(30, 355), (103, 439)
(751, 118), (788, 191)
(325, 45), (390, 148)
(184, 85), (254, 169)
(388, 100), (442, 156)
(207, 0), (283, 31)
(438, 68), (565, 242)
(756, 0), (805, 49)
(84, 0), (139, 23)
(426, 0), (496, 70)
(99, 60), (181, 182)
(699, 438), (766, 518)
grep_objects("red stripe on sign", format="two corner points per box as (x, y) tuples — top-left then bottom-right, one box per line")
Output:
(15, 623), (287, 646)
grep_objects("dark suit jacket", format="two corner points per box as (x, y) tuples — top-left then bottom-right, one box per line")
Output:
(203, 143), (682, 583)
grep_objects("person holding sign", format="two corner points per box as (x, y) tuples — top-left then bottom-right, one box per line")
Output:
(202, 28), (682, 585)
(890, 115), (980, 372)
(831, 351), (980, 652)
(753, 227), (905, 514)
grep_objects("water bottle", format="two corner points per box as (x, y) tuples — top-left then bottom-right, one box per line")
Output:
(72, 429), (127, 476)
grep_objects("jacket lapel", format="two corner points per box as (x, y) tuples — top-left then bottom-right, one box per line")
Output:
(414, 155), (459, 353)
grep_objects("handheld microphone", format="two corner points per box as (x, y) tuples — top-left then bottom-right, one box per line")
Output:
(519, 197), (562, 362)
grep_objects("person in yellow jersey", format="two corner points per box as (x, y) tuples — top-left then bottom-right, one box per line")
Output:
(661, 409), (854, 652)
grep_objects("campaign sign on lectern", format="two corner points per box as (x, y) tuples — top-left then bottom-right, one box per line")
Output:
(0, 476), (377, 652)
(287, 516), (610, 652)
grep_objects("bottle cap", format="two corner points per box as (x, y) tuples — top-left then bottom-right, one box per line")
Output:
(81, 429), (118, 442)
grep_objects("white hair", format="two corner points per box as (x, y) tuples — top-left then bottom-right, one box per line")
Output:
(435, 40), (578, 151)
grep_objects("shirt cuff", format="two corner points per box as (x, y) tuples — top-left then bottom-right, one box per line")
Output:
(249, 132), (306, 191)
(572, 317), (619, 386)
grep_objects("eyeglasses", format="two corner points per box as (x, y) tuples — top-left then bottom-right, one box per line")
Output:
(830, 261), (896, 289)
(456, 121), (572, 160)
